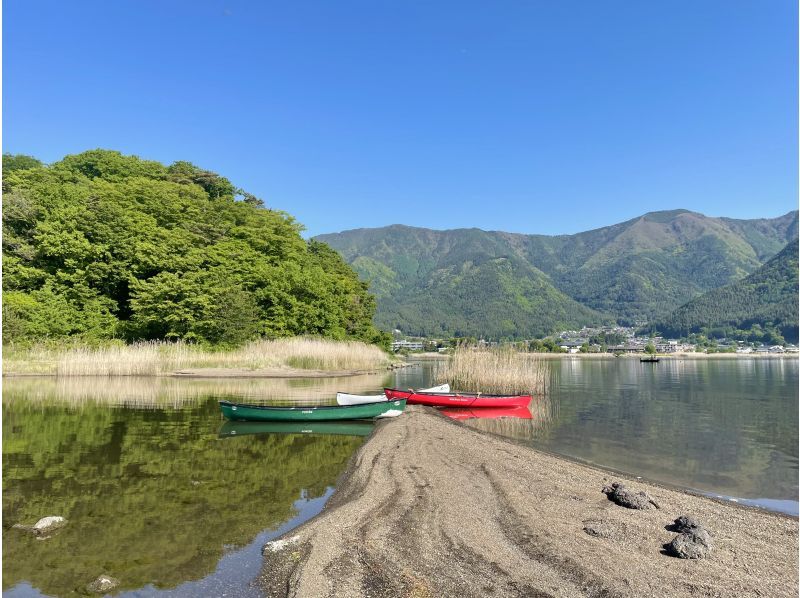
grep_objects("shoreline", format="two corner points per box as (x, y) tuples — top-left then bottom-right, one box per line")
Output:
(2, 364), (411, 379)
(258, 406), (798, 597)
(412, 352), (798, 360)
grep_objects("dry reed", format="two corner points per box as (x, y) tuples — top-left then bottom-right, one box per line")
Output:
(3, 337), (391, 377)
(2, 371), (394, 408)
(439, 346), (549, 395)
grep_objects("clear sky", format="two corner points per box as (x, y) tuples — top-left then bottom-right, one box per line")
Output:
(3, 1), (797, 237)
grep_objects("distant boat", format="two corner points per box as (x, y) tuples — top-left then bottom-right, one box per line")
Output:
(384, 388), (531, 408)
(337, 384), (450, 406)
(219, 399), (406, 422)
(218, 420), (375, 437)
(640, 356), (660, 363)
(438, 405), (532, 420)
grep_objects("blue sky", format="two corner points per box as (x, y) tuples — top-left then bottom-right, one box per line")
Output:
(4, 1), (797, 237)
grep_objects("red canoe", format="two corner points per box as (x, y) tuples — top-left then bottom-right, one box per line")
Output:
(384, 388), (531, 408)
(439, 405), (533, 420)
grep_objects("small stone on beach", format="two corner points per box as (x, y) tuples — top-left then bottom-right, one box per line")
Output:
(602, 482), (660, 510)
(263, 535), (300, 554)
(583, 520), (616, 539)
(666, 530), (713, 559)
(670, 515), (707, 534)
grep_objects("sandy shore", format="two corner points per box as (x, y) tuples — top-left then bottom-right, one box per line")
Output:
(259, 406), (798, 597)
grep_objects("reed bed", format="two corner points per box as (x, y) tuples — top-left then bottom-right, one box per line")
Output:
(3, 337), (392, 377)
(2, 372), (393, 408)
(439, 346), (549, 395)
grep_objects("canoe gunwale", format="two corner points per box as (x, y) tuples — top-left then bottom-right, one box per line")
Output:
(218, 399), (394, 412)
(383, 388), (530, 399)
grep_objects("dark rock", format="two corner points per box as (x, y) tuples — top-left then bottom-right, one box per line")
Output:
(666, 530), (713, 559)
(601, 482), (660, 510)
(668, 515), (707, 534)
(86, 575), (120, 593)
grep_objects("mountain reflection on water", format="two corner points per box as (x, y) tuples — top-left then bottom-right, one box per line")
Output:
(2, 380), (369, 597)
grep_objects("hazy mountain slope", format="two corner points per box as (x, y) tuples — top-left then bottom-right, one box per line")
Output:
(650, 239), (799, 343)
(316, 210), (797, 337)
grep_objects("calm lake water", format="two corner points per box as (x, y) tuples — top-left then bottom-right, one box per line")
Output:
(3, 357), (798, 595)
(432, 357), (799, 515)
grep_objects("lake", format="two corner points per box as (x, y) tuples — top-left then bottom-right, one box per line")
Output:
(3, 357), (797, 595)
(429, 357), (799, 515)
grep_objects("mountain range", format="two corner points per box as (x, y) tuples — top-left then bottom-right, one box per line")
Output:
(315, 209), (798, 340)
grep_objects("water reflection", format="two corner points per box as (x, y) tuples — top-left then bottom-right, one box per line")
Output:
(2, 394), (364, 596)
(218, 420), (375, 438)
(513, 358), (798, 507)
(438, 405), (533, 421)
(2, 372), (395, 407)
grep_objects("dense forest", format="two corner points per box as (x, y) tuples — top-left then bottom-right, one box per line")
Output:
(318, 210), (797, 339)
(649, 240), (799, 343)
(2, 150), (388, 347)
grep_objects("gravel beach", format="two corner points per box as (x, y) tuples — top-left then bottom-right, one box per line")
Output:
(259, 406), (798, 597)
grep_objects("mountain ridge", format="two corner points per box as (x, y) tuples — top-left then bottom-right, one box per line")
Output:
(316, 209), (798, 339)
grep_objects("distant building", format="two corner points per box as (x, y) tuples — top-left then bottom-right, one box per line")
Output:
(391, 340), (423, 352)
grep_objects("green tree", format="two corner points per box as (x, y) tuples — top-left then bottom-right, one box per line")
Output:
(3, 153), (43, 172)
(2, 150), (386, 347)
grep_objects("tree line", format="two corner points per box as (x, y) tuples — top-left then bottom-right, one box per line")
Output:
(2, 150), (389, 347)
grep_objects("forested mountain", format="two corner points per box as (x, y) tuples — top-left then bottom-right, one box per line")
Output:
(649, 239), (799, 343)
(316, 210), (797, 339)
(318, 225), (607, 338)
(2, 150), (386, 346)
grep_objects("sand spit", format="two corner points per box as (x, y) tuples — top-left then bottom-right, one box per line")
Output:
(259, 406), (797, 598)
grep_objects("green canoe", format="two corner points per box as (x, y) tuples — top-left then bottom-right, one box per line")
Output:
(218, 399), (406, 422)
(218, 420), (375, 438)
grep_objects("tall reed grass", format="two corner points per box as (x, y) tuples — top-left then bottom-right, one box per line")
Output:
(439, 346), (549, 395)
(2, 371), (393, 407)
(3, 337), (392, 377)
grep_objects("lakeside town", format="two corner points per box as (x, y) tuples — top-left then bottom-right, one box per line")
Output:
(391, 325), (800, 355)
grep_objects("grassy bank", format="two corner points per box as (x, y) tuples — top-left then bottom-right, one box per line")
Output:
(439, 346), (548, 395)
(3, 337), (392, 377)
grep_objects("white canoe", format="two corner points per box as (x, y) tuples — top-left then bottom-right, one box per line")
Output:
(337, 384), (450, 407)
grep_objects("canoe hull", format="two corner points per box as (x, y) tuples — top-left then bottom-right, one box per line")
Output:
(337, 384), (450, 406)
(219, 399), (406, 422)
(384, 388), (531, 408)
